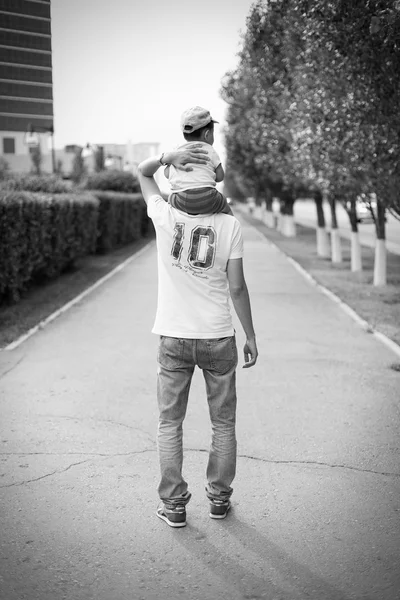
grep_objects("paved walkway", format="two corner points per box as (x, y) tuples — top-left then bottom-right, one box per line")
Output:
(0, 212), (399, 600)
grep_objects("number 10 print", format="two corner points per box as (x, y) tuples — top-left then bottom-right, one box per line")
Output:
(171, 223), (216, 270)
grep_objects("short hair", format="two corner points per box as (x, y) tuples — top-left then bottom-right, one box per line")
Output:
(183, 121), (214, 141)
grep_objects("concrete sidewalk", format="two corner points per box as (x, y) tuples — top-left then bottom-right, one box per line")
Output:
(0, 212), (399, 600)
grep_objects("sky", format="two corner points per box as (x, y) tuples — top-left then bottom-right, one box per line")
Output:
(50, 0), (256, 156)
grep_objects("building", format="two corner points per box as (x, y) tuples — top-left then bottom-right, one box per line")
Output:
(80, 141), (160, 174)
(0, 0), (54, 174)
(123, 141), (160, 175)
(56, 141), (161, 179)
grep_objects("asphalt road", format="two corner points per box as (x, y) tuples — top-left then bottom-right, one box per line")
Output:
(0, 213), (399, 600)
(292, 200), (400, 255)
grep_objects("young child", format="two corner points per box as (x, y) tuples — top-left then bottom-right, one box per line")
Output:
(162, 106), (232, 215)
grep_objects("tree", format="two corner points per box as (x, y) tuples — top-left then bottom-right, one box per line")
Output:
(222, 163), (247, 203)
(299, 0), (400, 283)
(71, 149), (86, 183)
(222, 0), (400, 282)
(221, 1), (303, 236)
(94, 145), (105, 172)
(30, 145), (42, 175)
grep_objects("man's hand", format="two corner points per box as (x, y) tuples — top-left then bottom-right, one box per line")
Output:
(164, 144), (210, 172)
(243, 337), (258, 368)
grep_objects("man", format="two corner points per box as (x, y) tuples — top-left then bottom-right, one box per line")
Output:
(138, 144), (258, 528)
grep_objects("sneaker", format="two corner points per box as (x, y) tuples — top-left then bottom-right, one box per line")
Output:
(156, 504), (186, 528)
(209, 499), (231, 519)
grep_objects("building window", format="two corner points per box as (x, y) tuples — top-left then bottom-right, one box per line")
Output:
(3, 138), (15, 154)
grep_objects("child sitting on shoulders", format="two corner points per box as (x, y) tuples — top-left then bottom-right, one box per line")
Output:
(162, 106), (233, 215)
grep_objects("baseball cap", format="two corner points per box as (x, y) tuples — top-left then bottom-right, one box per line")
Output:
(180, 106), (218, 133)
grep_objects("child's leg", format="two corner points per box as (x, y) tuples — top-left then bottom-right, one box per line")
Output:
(169, 189), (232, 215)
(221, 201), (234, 216)
(212, 190), (233, 215)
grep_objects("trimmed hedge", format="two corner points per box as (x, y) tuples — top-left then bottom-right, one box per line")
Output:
(0, 181), (153, 304)
(91, 191), (151, 253)
(83, 169), (140, 193)
(0, 174), (71, 194)
(0, 191), (98, 303)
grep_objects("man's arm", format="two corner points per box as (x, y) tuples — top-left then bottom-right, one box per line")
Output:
(138, 146), (209, 204)
(227, 258), (258, 368)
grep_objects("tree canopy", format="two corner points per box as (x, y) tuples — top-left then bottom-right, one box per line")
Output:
(221, 0), (400, 223)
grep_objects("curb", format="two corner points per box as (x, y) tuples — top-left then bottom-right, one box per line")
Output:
(247, 216), (400, 361)
(2, 240), (155, 352)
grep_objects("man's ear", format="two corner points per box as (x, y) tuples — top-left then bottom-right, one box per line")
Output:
(204, 130), (209, 141)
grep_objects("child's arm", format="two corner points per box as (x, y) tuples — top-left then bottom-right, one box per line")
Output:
(215, 164), (224, 183)
(215, 163), (231, 212)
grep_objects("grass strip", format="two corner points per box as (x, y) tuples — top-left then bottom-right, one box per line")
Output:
(240, 211), (400, 348)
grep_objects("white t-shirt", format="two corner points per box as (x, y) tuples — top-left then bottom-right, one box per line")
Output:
(166, 142), (221, 192)
(147, 194), (244, 338)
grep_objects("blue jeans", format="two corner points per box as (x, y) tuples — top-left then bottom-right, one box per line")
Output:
(156, 335), (238, 508)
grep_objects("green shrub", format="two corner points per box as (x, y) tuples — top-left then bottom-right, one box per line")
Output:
(91, 191), (150, 253)
(83, 169), (140, 193)
(0, 190), (98, 303)
(0, 174), (71, 194)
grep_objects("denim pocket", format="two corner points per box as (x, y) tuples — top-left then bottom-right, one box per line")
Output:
(207, 336), (238, 374)
(158, 336), (186, 369)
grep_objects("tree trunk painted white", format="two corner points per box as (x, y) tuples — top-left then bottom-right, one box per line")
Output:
(373, 239), (387, 286)
(264, 210), (274, 227)
(331, 229), (342, 263)
(350, 232), (362, 272)
(276, 213), (283, 232)
(254, 205), (262, 220)
(317, 227), (330, 258)
(283, 214), (296, 237)
(260, 201), (266, 221)
(246, 197), (255, 214)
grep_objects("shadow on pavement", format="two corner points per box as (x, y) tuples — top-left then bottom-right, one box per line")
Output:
(174, 513), (367, 600)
